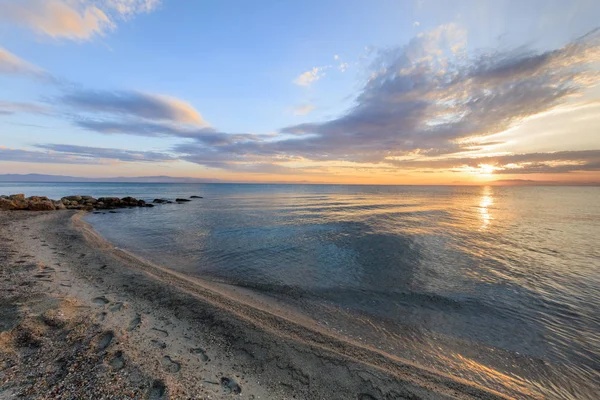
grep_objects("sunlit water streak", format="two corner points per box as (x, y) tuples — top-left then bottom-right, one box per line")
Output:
(2, 183), (599, 399)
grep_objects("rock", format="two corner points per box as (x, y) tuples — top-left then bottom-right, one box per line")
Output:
(0, 198), (16, 210)
(81, 195), (94, 200)
(176, 198), (191, 202)
(70, 201), (79, 206)
(53, 201), (66, 210)
(145, 204), (155, 208)
(11, 200), (29, 210)
(153, 199), (167, 204)
(9, 194), (25, 201)
(27, 196), (49, 202)
(28, 201), (56, 211)
(64, 195), (82, 202)
(190, 196), (203, 199)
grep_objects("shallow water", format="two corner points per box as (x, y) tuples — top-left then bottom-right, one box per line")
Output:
(3, 183), (599, 399)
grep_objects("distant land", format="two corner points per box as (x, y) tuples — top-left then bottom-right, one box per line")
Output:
(0, 174), (224, 183)
(0, 174), (598, 186)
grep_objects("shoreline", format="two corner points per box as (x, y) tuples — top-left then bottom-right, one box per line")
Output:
(0, 210), (510, 399)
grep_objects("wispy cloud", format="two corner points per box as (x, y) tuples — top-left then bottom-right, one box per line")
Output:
(0, 144), (176, 164)
(292, 104), (315, 115)
(0, 0), (161, 41)
(0, 101), (50, 116)
(0, 46), (54, 81)
(60, 89), (206, 124)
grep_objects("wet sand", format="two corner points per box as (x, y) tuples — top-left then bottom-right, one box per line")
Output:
(0, 211), (509, 399)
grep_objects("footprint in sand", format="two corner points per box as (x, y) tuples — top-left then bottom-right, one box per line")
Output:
(109, 350), (125, 371)
(151, 328), (169, 338)
(92, 296), (110, 305)
(220, 377), (242, 394)
(160, 356), (181, 373)
(96, 312), (107, 322)
(95, 331), (114, 351)
(190, 347), (210, 362)
(147, 380), (167, 399)
(128, 315), (142, 331)
(110, 302), (124, 312)
(150, 340), (167, 349)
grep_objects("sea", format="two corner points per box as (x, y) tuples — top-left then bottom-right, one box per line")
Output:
(2, 183), (599, 399)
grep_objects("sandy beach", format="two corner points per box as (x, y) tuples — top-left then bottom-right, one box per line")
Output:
(0, 210), (508, 399)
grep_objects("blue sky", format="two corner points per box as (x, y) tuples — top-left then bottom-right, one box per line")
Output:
(0, 0), (599, 183)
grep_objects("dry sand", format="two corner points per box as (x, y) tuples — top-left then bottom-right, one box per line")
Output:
(0, 211), (509, 399)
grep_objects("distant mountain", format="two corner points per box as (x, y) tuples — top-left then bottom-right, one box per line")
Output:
(0, 174), (224, 183)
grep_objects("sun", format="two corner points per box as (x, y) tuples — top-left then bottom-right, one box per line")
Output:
(478, 164), (497, 175)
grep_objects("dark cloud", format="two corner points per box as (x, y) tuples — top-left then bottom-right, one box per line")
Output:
(59, 89), (204, 124)
(0, 144), (176, 164)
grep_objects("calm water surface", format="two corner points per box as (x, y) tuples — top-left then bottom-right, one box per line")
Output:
(2, 183), (599, 399)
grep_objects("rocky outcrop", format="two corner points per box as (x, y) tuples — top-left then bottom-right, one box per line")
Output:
(176, 198), (191, 202)
(190, 196), (203, 199)
(0, 194), (201, 212)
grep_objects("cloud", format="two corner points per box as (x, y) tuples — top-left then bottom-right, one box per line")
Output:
(0, 144), (176, 164)
(274, 25), (599, 163)
(60, 89), (206, 124)
(73, 119), (266, 146)
(0, 101), (50, 115)
(104, 0), (161, 19)
(293, 66), (329, 86)
(168, 25), (600, 175)
(0, 0), (161, 41)
(388, 150), (600, 174)
(0, 47), (54, 81)
(413, 21), (420, 27)
(292, 104), (315, 115)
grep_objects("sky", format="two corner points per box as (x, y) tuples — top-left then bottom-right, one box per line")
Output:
(0, 0), (599, 184)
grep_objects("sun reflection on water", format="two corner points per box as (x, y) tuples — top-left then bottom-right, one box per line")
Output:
(479, 187), (493, 229)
